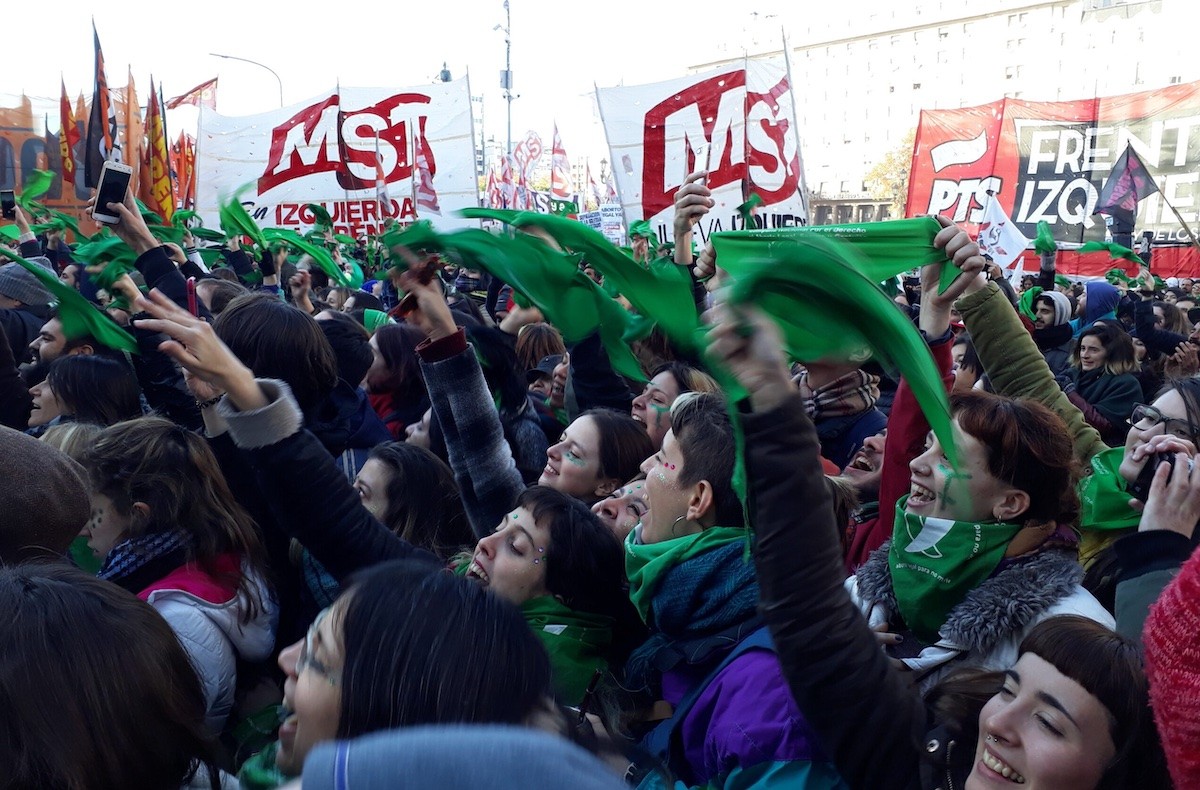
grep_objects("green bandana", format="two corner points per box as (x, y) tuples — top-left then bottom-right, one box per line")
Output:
(1077, 447), (1141, 532)
(887, 495), (1025, 645)
(521, 595), (614, 705)
(1018, 286), (1043, 322)
(624, 525), (748, 623)
(238, 741), (286, 789)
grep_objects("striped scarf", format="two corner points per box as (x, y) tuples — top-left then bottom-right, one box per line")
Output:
(796, 368), (880, 420)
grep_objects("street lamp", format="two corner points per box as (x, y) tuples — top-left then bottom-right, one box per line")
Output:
(495, 0), (514, 156)
(210, 53), (284, 108)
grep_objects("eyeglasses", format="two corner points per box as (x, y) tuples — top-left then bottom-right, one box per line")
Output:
(297, 607), (340, 686)
(1129, 403), (1200, 440)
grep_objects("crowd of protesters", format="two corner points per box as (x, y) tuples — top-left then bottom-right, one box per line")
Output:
(0, 167), (1197, 790)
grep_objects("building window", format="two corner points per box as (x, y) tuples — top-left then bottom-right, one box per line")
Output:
(913, 82), (922, 90)
(1171, 76), (1183, 85)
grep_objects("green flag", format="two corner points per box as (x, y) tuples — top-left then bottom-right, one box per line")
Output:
(260, 228), (352, 287)
(461, 208), (699, 354)
(712, 230), (958, 468)
(219, 187), (268, 250)
(386, 220), (647, 382)
(1033, 220), (1056, 255)
(711, 217), (960, 294)
(1080, 241), (1143, 266)
(305, 203), (334, 230)
(0, 248), (137, 354)
(18, 170), (55, 205)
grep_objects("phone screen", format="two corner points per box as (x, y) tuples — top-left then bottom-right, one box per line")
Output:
(94, 166), (132, 222)
(0, 190), (14, 219)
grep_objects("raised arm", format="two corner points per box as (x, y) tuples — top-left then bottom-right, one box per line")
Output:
(400, 268), (525, 539)
(945, 217), (1107, 465)
(707, 305), (927, 789)
(132, 289), (436, 582)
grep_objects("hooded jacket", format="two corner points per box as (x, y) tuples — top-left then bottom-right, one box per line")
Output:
(1071, 281), (1121, 335)
(140, 555), (278, 733)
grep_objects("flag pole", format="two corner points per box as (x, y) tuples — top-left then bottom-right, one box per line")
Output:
(781, 29), (809, 223)
(1158, 193), (1200, 254)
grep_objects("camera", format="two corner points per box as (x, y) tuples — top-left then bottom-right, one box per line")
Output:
(1130, 452), (1195, 502)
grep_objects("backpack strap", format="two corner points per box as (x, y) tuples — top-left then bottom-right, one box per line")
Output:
(640, 626), (775, 773)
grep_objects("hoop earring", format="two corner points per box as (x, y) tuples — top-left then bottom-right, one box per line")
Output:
(670, 514), (689, 538)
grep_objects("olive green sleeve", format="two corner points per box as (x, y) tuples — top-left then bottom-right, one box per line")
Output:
(956, 282), (1107, 465)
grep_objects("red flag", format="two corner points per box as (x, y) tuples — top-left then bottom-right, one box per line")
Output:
(550, 123), (572, 200)
(59, 78), (80, 186)
(170, 132), (197, 210)
(499, 155), (516, 208)
(586, 162), (601, 211)
(84, 23), (118, 188)
(413, 130), (441, 215)
(485, 164), (503, 208)
(165, 78), (218, 111)
(140, 79), (176, 221)
(374, 132), (391, 216)
(1095, 145), (1160, 227)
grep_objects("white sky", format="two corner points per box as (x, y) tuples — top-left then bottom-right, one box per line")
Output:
(2, 0), (810, 171)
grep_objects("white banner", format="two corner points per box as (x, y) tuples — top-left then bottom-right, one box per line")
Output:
(196, 79), (479, 237)
(596, 58), (809, 246)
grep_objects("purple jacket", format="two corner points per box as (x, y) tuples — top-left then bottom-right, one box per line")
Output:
(656, 648), (846, 788)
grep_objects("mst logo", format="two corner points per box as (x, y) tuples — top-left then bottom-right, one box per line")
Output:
(259, 93), (435, 193)
(641, 71), (801, 218)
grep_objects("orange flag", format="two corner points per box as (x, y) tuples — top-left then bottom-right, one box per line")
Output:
(59, 78), (80, 186)
(140, 79), (175, 221)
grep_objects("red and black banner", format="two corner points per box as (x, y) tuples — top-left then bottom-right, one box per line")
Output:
(907, 82), (1200, 276)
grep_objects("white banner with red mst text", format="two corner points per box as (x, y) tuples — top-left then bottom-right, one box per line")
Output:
(596, 58), (809, 246)
(195, 79), (479, 237)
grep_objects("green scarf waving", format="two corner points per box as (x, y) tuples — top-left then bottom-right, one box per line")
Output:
(888, 496), (1025, 644)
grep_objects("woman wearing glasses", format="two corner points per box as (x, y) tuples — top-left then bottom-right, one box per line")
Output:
(266, 561), (554, 780)
(954, 244), (1200, 568)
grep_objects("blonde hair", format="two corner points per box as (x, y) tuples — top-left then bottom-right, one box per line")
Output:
(41, 422), (104, 462)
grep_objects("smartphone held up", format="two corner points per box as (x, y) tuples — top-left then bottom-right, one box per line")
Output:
(91, 160), (134, 225)
(0, 189), (15, 220)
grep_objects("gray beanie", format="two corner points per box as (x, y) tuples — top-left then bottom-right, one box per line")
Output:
(303, 726), (629, 790)
(0, 257), (54, 307)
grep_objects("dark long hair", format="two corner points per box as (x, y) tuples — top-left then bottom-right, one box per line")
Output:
(215, 292), (338, 414)
(0, 564), (221, 789)
(581, 409), (654, 491)
(335, 560), (553, 738)
(82, 417), (269, 620)
(368, 323), (427, 401)
(366, 442), (473, 560)
(46, 355), (142, 427)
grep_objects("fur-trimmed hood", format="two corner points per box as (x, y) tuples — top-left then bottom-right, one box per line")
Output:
(854, 542), (1084, 655)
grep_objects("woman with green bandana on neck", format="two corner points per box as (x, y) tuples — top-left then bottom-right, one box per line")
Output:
(827, 218), (1111, 691)
(951, 226), (1200, 579)
(624, 391), (845, 789)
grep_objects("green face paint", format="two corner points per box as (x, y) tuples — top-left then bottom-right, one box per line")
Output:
(649, 402), (670, 430)
(563, 449), (587, 468)
(936, 461), (972, 510)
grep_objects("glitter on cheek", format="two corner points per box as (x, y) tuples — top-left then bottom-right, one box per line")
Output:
(656, 471), (668, 483)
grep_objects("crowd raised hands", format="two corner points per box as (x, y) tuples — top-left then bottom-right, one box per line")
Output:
(0, 176), (1197, 790)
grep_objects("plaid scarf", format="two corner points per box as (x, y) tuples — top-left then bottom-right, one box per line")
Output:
(796, 368), (880, 420)
(98, 527), (193, 595)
